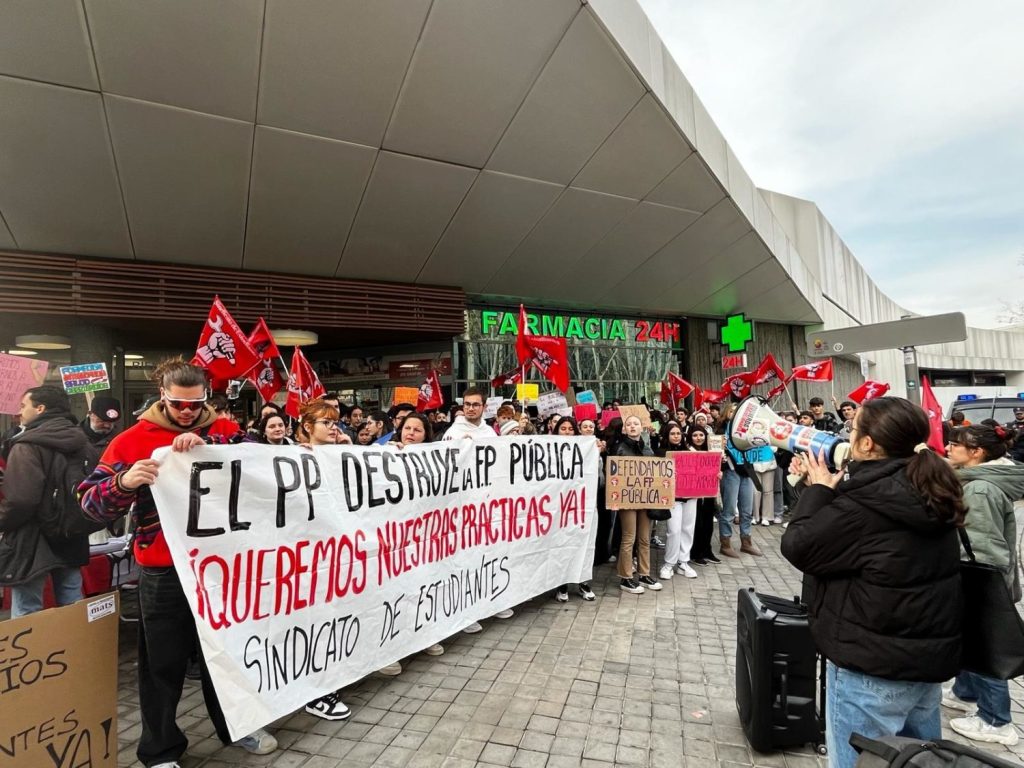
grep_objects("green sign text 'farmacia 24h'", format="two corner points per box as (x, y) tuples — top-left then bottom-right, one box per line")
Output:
(480, 310), (680, 344)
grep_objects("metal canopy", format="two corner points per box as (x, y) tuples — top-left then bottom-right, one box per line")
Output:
(0, 0), (819, 324)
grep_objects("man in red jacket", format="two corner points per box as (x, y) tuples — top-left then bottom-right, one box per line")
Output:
(80, 358), (276, 768)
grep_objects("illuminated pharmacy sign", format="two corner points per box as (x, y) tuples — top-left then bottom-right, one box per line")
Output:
(480, 310), (680, 344)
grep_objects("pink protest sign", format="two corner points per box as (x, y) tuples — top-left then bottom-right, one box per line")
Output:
(599, 408), (621, 429)
(0, 353), (50, 414)
(573, 403), (598, 422)
(672, 451), (722, 498)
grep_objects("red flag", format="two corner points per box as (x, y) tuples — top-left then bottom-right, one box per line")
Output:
(192, 296), (260, 381)
(417, 370), (444, 412)
(661, 372), (695, 412)
(722, 371), (756, 400)
(920, 376), (946, 453)
(245, 318), (286, 403)
(752, 353), (787, 386)
(791, 359), (834, 382)
(847, 380), (890, 405)
(695, 386), (729, 410)
(492, 365), (528, 388)
(766, 380), (788, 401)
(515, 304), (532, 366)
(284, 347), (325, 419)
(523, 335), (570, 391)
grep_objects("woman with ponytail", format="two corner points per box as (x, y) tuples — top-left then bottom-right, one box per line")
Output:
(781, 397), (965, 768)
(942, 424), (1024, 746)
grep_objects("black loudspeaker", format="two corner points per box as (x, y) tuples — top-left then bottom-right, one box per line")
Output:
(735, 588), (825, 754)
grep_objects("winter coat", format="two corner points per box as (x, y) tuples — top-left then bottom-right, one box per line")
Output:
(958, 461), (1024, 601)
(0, 411), (92, 584)
(79, 417), (119, 450)
(614, 435), (653, 458)
(781, 457), (962, 682)
(442, 415), (497, 441)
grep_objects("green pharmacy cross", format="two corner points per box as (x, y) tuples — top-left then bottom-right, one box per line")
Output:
(720, 313), (754, 352)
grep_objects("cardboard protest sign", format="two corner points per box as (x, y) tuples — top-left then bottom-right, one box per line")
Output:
(605, 456), (675, 509)
(618, 404), (652, 429)
(573, 403), (598, 422)
(575, 389), (597, 405)
(150, 438), (599, 740)
(707, 434), (725, 453)
(672, 451), (723, 498)
(0, 353), (49, 415)
(537, 390), (569, 418)
(0, 593), (119, 767)
(515, 383), (539, 401)
(59, 362), (110, 395)
(392, 386), (419, 406)
(599, 408), (621, 429)
(483, 395), (505, 420)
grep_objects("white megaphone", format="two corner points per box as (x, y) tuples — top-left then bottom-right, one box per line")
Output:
(729, 397), (851, 472)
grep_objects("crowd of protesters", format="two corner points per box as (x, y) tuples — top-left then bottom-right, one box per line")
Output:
(2, 358), (1023, 766)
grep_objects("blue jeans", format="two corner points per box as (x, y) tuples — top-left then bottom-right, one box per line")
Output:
(826, 662), (941, 768)
(719, 468), (753, 537)
(953, 670), (1010, 726)
(10, 566), (83, 617)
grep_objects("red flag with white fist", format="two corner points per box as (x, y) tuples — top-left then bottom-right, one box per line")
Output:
(193, 296), (260, 381)
(847, 380), (890, 405)
(417, 370), (444, 412)
(284, 347), (325, 419)
(790, 359), (834, 382)
(245, 317), (287, 403)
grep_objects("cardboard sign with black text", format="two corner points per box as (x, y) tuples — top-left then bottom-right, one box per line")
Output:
(0, 593), (119, 767)
(605, 456), (675, 509)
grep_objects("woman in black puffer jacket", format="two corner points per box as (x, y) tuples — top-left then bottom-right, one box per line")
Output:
(781, 397), (964, 768)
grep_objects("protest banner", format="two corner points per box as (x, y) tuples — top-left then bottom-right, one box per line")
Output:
(150, 438), (598, 740)
(515, 383), (539, 401)
(59, 362), (110, 395)
(618, 404), (652, 429)
(599, 408), (621, 429)
(483, 395), (505, 420)
(605, 455), (675, 509)
(0, 593), (119, 767)
(672, 451), (723, 498)
(392, 386), (420, 406)
(536, 390), (569, 418)
(0, 353), (49, 415)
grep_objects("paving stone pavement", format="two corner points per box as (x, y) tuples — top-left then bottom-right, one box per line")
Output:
(112, 524), (1024, 767)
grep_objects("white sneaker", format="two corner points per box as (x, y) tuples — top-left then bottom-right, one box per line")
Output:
(941, 691), (976, 713)
(659, 564), (675, 580)
(949, 715), (1019, 746)
(425, 643), (444, 656)
(554, 588), (569, 602)
(760, 518), (771, 526)
(494, 608), (514, 619)
(463, 621), (483, 634)
(676, 563), (698, 579)
(378, 662), (402, 676)
(152, 763), (182, 768)
(233, 727), (278, 754)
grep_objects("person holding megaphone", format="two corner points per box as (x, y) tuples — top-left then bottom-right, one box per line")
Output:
(779, 397), (964, 768)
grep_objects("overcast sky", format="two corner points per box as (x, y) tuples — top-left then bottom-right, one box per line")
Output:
(637, 0), (1024, 329)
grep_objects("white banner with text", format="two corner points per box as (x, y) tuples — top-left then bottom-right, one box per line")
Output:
(150, 437), (598, 739)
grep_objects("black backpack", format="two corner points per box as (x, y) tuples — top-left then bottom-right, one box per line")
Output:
(852, 733), (1021, 767)
(38, 443), (105, 539)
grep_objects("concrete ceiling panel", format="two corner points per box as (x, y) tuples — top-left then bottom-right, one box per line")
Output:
(85, 0), (263, 121)
(105, 95), (252, 265)
(0, 213), (17, 249)
(0, 77), (131, 257)
(687, 259), (792, 318)
(653, 231), (773, 309)
(692, 93), (728, 189)
(573, 94), (692, 200)
(259, 0), (430, 146)
(556, 202), (700, 303)
(383, 0), (578, 167)
(600, 198), (751, 305)
(646, 153), (724, 213)
(419, 171), (564, 293)
(486, 12), (645, 184)
(0, 0), (98, 89)
(484, 187), (636, 297)
(243, 127), (377, 275)
(336, 151), (477, 282)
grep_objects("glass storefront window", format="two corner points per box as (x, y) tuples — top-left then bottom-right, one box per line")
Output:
(458, 308), (682, 404)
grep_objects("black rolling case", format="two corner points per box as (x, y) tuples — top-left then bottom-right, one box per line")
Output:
(735, 588), (826, 755)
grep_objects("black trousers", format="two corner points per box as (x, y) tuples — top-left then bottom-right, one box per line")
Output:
(136, 566), (232, 767)
(690, 498), (718, 559)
